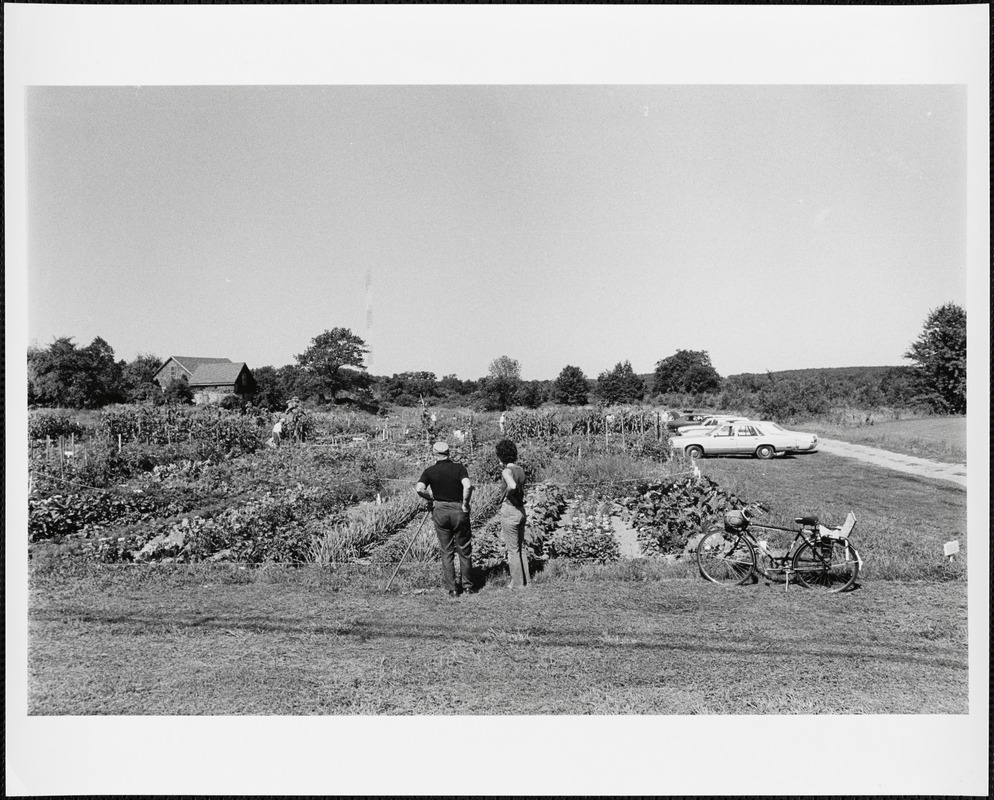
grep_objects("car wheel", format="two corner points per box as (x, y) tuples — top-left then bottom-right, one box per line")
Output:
(686, 445), (704, 459)
(755, 445), (775, 460)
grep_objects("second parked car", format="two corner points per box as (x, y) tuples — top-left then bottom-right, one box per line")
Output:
(663, 410), (710, 431)
(672, 420), (820, 460)
(675, 415), (749, 435)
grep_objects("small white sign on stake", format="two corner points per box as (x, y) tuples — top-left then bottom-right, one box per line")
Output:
(943, 540), (959, 560)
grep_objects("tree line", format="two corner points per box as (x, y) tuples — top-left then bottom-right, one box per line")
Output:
(27, 304), (966, 418)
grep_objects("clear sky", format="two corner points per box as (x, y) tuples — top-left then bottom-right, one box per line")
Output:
(25, 83), (967, 381)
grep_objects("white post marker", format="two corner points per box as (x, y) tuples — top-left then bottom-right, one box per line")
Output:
(943, 540), (959, 561)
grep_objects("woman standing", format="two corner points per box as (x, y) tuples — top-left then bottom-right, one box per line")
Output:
(496, 439), (528, 588)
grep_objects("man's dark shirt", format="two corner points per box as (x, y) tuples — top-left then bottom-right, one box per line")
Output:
(418, 460), (469, 502)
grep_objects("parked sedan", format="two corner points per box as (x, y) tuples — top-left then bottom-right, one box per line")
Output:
(663, 410), (710, 431)
(672, 420), (819, 460)
(675, 415), (749, 435)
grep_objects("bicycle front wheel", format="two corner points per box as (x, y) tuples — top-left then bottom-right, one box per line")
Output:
(791, 540), (860, 593)
(697, 528), (756, 586)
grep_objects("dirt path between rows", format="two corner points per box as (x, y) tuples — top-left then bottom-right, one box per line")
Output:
(816, 438), (967, 487)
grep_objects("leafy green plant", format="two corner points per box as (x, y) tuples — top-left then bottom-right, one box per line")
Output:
(28, 490), (168, 541)
(548, 523), (621, 564)
(135, 486), (339, 564)
(618, 475), (752, 558)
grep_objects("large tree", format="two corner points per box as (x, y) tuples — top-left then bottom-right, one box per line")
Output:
(653, 349), (722, 395)
(122, 352), (163, 402)
(295, 327), (370, 402)
(904, 303), (966, 413)
(476, 355), (523, 411)
(552, 365), (590, 405)
(28, 336), (125, 408)
(594, 361), (645, 404)
(488, 355), (522, 380)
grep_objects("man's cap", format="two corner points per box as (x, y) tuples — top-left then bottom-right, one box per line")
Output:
(432, 441), (450, 454)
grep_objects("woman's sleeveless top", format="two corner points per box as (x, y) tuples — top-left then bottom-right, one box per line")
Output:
(503, 464), (526, 509)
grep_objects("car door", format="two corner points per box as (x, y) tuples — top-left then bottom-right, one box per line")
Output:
(707, 424), (736, 454)
(731, 423), (760, 454)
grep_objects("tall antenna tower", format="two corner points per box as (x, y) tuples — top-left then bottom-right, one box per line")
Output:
(365, 269), (373, 368)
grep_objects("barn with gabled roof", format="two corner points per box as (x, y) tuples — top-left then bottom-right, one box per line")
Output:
(153, 356), (257, 405)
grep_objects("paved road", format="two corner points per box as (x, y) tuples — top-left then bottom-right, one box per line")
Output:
(817, 438), (967, 487)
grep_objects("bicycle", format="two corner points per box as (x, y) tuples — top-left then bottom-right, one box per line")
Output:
(696, 503), (861, 593)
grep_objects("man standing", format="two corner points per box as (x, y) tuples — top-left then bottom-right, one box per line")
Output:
(416, 442), (475, 596)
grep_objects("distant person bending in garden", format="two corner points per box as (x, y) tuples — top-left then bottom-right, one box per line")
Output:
(496, 439), (529, 589)
(284, 397), (307, 443)
(270, 415), (285, 447)
(415, 441), (475, 597)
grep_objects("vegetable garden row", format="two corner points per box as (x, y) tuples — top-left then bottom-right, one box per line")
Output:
(27, 404), (755, 575)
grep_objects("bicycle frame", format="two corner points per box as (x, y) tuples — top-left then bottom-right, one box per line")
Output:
(738, 523), (815, 584)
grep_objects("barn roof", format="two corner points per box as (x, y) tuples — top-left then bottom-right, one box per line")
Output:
(168, 356), (233, 376)
(189, 362), (250, 386)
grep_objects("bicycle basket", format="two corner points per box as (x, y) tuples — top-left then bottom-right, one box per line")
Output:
(723, 509), (750, 532)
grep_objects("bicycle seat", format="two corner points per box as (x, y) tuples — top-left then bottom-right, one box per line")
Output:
(794, 515), (819, 527)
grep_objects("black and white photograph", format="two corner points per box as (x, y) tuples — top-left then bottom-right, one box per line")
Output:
(5, 5), (989, 797)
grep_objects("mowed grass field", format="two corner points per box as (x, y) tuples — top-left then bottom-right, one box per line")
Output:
(29, 569), (966, 715)
(805, 415), (967, 463)
(28, 448), (969, 716)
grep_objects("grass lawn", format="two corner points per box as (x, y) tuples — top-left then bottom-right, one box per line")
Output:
(29, 565), (967, 715)
(804, 415), (966, 463)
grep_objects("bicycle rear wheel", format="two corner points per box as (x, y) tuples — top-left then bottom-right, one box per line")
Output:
(791, 539), (859, 593)
(697, 528), (756, 586)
